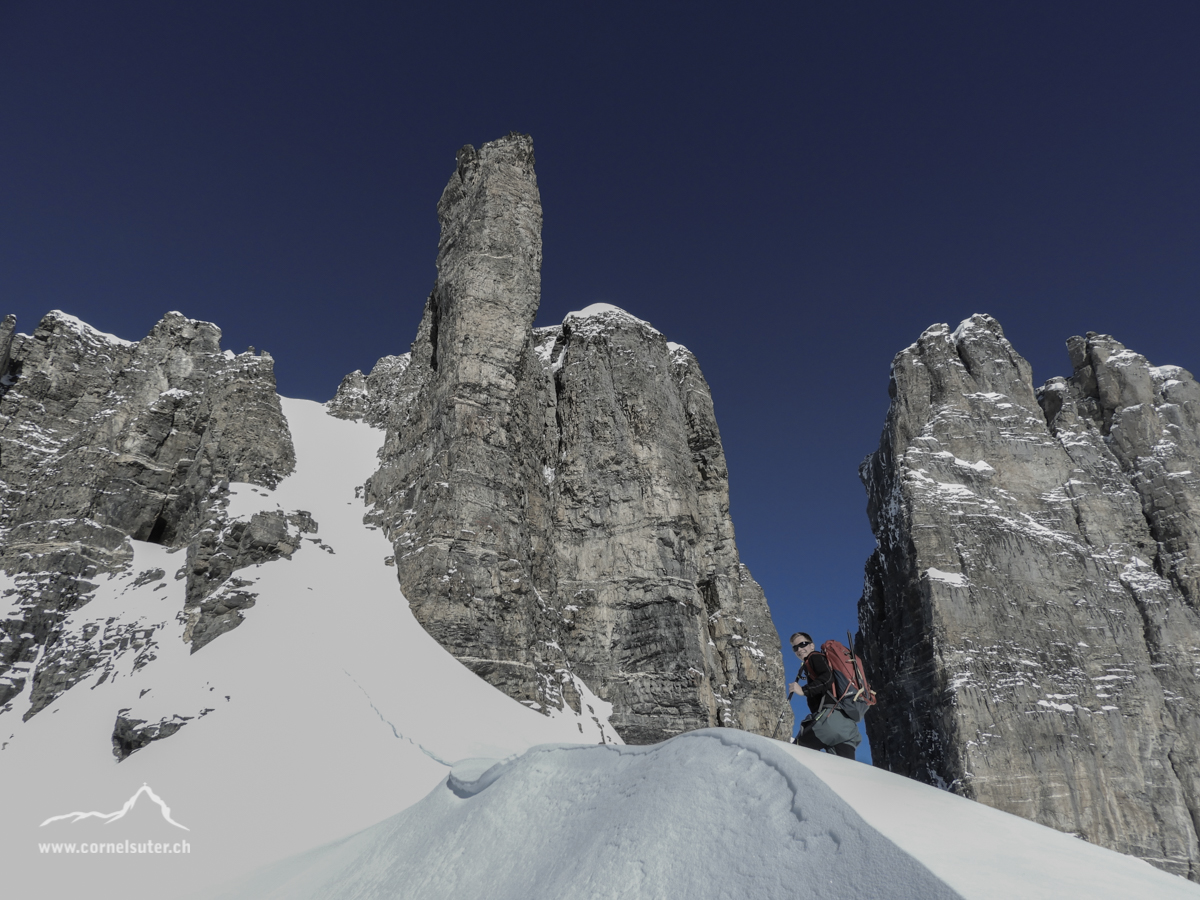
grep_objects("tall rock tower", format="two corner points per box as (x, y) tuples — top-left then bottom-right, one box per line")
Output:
(332, 134), (791, 744)
(859, 314), (1200, 881)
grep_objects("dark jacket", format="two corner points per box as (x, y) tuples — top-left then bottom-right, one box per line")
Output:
(798, 652), (835, 715)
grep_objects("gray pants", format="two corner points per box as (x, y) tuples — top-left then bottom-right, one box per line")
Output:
(795, 717), (857, 760)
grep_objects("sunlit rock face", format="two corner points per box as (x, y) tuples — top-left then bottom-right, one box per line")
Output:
(0, 311), (298, 721)
(859, 313), (1200, 881)
(330, 133), (791, 745)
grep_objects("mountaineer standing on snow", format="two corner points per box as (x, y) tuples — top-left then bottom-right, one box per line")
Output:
(787, 631), (867, 760)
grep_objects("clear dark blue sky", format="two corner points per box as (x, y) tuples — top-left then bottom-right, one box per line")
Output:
(3, 2), (1198, 730)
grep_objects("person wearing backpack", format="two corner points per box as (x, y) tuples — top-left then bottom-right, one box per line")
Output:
(787, 631), (861, 760)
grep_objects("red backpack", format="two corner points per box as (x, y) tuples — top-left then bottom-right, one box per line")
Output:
(818, 637), (877, 707)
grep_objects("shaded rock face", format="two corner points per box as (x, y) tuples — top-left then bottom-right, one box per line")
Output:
(332, 133), (790, 744)
(112, 711), (191, 761)
(859, 314), (1200, 880)
(0, 311), (297, 724)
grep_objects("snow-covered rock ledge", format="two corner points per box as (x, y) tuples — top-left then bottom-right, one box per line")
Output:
(207, 729), (1198, 900)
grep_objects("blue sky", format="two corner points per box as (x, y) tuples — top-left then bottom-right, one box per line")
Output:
(3, 2), (1198, 736)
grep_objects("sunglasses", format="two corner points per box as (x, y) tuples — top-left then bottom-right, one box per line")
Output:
(791, 640), (812, 651)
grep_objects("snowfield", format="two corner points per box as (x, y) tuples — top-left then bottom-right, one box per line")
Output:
(206, 728), (1199, 900)
(2, 400), (1197, 900)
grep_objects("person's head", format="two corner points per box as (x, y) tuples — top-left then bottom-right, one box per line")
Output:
(790, 632), (815, 660)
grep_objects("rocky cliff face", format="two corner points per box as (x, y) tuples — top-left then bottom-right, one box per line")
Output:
(859, 314), (1200, 880)
(329, 133), (790, 744)
(0, 310), (299, 736)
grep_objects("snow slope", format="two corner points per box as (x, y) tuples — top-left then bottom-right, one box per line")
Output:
(208, 729), (1200, 900)
(0, 399), (615, 898)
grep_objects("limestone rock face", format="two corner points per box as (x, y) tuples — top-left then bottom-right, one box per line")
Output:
(0, 310), (297, 722)
(352, 133), (790, 744)
(327, 354), (412, 429)
(859, 314), (1200, 880)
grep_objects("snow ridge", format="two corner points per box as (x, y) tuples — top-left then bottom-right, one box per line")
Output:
(208, 727), (1200, 900)
(209, 730), (962, 900)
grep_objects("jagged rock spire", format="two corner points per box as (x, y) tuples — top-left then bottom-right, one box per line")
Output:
(344, 134), (791, 743)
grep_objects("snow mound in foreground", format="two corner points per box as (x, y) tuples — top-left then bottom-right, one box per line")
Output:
(212, 729), (951, 900)
(207, 729), (1199, 900)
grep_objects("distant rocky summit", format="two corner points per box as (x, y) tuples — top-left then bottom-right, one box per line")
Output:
(860, 314), (1200, 881)
(328, 133), (790, 744)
